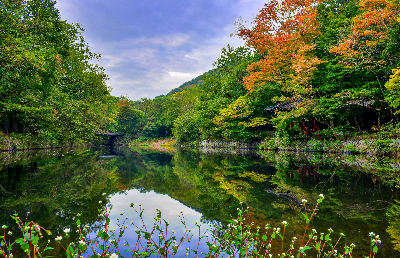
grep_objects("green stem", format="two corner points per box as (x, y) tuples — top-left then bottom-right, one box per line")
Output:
(282, 228), (285, 251)
(370, 236), (372, 258)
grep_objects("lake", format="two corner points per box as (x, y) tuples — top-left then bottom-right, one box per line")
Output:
(0, 145), (399, 257)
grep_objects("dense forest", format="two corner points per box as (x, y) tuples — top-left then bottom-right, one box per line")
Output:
(2, 0), (400, 148)
(1, 0), (111, 144)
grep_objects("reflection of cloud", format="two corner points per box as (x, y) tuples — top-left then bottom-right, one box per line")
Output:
(107, 189), (208, 257)
(109, 189), (203, 233)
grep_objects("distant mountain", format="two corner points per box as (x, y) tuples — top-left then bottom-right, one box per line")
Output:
(153, 70), (213, 99)
(165, 70), (214, 97)
(165, 74), (204, 97)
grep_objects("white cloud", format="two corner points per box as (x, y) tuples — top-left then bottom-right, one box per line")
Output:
(168, 72), (197, 79)
(57, 0), (267, 100)
(137, 34), (191, 47)
(100, 55), (128, 68)
(102, 28), (247, 98)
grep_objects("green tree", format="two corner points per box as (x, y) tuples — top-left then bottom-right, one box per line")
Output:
(116, 99), (143, 135)
(0, 0), (111, 144)
(171, 45), (276, 142)
(133, 97), (174, 139)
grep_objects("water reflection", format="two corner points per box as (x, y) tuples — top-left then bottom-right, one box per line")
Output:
(0, 148), (115, 257)
(0, 146), (399, 256)
(108, 189), (208, 257)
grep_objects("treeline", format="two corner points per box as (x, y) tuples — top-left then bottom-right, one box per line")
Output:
(129, 0), (400, 143)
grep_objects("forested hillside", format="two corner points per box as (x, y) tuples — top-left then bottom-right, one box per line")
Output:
(165, 73), (207, 97)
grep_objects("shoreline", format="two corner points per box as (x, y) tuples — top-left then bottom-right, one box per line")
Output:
(173, 137), (400, 157)
(0, 132), (109, 152)
(2, 134), (400, 157)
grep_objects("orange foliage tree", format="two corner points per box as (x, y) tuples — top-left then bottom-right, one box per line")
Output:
(330, 0), (400, 119)
(330, 0), (399, 71)
(237, 0), (325, 98)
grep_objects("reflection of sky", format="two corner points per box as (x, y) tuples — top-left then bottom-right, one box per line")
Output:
(107, 189), (212, 257)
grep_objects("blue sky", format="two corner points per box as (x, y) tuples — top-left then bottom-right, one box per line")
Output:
(56, 0), (266, 100)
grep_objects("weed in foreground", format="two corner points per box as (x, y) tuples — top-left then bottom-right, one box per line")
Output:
(1, 194), (381, 258)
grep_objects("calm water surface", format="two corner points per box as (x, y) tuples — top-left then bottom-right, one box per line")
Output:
(1, 146), (399, 257)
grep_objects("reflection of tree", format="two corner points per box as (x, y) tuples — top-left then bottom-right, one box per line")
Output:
(0, 148), (119, 257)
(386, 200), (400, 252)
(3, 147), (399, 256)
(174, 151), (287, 220)
(122, 148), (282, 223)
(91, 148), (400, 256)
(171, 150), (242, 222)
(126, 148), (398, 255)
(260, 151), (399, 255)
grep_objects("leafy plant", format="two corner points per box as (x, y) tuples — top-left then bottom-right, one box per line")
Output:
(1, 212), (53, 258)
(1, 192), (383, 258)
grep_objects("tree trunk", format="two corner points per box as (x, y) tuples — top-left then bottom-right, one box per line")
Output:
(354, 114), (362, 133)
(378, 101), (382, 126)
(315, 117), (337, 136)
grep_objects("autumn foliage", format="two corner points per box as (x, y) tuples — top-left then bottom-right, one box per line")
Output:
(167, 0), (400, 143)
(330, 0), (400, 69)
(237, 0), (325, 96)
